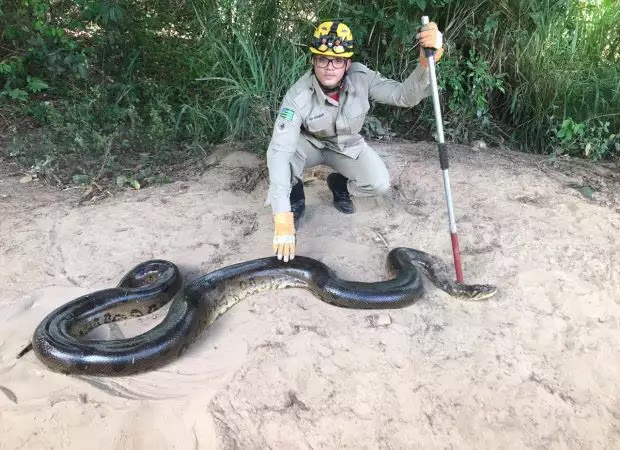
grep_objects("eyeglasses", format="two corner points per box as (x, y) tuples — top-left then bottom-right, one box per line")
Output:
(313, 56), (347, 69)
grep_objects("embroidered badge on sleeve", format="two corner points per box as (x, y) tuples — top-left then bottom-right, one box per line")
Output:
(279, 107), (295, 122)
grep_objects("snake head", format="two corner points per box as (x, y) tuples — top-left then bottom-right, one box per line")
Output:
(461, 283), (498, 301)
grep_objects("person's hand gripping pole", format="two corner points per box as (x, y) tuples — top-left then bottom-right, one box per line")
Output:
(417, 19), (444, 68)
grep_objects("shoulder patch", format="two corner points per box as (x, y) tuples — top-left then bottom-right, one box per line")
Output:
(279, 107), (295, 122)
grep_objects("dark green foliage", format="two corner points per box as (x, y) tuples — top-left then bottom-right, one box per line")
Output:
(1, 0), (618, 184)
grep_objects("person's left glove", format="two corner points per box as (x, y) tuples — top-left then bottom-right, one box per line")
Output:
(273, 211), (296, 262)
(417, 21), (444, 67)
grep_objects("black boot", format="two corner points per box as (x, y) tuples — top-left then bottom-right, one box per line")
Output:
(327, 173), (354, 214)
(290, 180), (305, 228)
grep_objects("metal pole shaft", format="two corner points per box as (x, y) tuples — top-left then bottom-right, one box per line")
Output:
(421, 16), (464, 283)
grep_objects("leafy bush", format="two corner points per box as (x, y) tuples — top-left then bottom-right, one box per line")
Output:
(549, 117), (619, 161)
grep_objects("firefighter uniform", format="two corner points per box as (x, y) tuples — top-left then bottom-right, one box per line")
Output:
(265, 62), (432, 213)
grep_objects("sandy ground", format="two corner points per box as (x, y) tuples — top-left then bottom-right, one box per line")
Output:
(0, 140), (618, 450)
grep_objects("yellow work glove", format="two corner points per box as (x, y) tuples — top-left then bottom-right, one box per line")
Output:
(417, 21), (444, 67)
(273, 211), (296, 262)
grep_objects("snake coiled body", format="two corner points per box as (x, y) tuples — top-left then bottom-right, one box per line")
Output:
(30, 248), (497, 376)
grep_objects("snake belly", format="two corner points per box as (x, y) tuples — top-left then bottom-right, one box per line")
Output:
(30, 247), (497, 376)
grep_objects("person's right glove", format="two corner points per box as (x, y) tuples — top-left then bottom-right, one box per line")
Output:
(273, 211), (296, 262)
(417, 21), (444, 68)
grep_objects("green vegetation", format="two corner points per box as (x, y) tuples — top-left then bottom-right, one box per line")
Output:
(1, 0), (618, 185)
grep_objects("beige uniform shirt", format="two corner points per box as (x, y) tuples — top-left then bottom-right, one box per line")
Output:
(265, 62), (432, 213)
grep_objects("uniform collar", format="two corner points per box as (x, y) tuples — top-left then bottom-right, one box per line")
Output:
(343, 74), (356, 95)
(311, 73), (355, 103)
(311, 75), (329, 103)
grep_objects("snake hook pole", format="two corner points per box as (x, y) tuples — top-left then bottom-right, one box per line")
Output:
(420, 15), (464, 283)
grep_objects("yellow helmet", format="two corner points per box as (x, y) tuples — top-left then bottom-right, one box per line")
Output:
(310, 20), (354, 58)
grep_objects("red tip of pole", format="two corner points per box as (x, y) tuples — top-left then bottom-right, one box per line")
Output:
(450, 233), (464, 283)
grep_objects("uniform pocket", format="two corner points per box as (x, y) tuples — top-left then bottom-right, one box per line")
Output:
(345, 96), (370, 135)
(305, 111), (334, 137)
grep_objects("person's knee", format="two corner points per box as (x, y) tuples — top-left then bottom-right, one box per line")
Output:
(357, 145), (390, 196)
(371, 177), (391, 195)
(356, 175), (390, 196)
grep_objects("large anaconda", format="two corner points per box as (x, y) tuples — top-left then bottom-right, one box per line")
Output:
(28, 248), (497, 376)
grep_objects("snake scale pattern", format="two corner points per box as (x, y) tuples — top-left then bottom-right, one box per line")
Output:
(29, 248), (497, 376)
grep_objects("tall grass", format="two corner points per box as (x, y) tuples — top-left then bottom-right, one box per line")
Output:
(495, 0), (620, 154)
(193, 30), (309, 142)
(175, 0), (312, 146)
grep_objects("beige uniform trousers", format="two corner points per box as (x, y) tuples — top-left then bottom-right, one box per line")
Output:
(279, 135), (390, 197)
